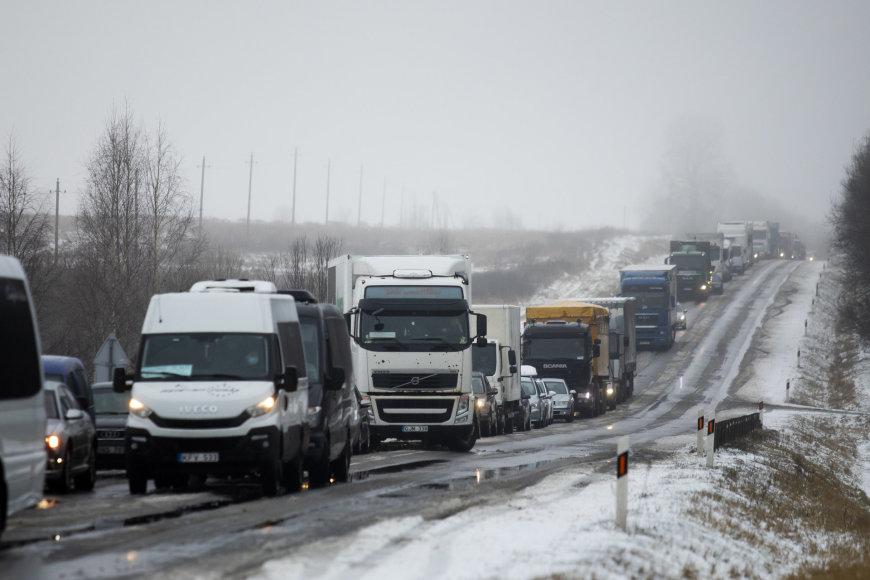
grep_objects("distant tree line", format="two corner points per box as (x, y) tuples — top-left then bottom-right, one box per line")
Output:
(831, 131), (870, 339)
(0, 106), (340, 373)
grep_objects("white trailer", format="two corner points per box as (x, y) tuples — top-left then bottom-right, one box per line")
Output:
(471, 305), (521, 434)
(327, 254), (487, 452)
(717, 221), (754, 271)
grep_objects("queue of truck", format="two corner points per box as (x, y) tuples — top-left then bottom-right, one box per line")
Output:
(2, 231), (812, 517)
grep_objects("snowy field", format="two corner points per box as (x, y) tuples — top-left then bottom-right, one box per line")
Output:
(245, 256), (870, 579)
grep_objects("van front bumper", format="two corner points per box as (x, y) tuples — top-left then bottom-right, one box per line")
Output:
(125, 427), (281, 475)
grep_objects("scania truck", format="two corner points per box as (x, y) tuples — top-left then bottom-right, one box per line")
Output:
(619, 265), (678, 350)
(523, 301), (610, 417)
(471, 304), (521, 434)
(327, 255), (487, 452)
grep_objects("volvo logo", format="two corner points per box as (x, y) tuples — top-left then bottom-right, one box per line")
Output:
(179, 404), (219, 414)
(410, 376), (420, 385)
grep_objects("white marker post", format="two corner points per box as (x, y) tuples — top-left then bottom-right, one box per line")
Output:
(616, 435), (629, 531)
(697, 408), (705, 455)
(706, 412), (716, 468)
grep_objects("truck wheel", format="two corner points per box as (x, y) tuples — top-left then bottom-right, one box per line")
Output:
(283, 453), (304, 493)
(331, 433), (352, 483)
(448, 420), (478, 452)
(261, 459), (283, 497)
(128, 466), (148, 495)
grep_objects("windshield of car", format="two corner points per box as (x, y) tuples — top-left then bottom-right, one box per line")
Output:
(139, 333), (272, 380)
(544, 380), (569, 394)
(94, 390), (130, 414)
(471, 376), (485, 394)
(44, 390), (59, 419)
(520, 378), (537, 397)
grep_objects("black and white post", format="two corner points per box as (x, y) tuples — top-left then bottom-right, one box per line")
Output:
(697, 408), (704, 455)
(706, 412), (716, 468)
(616, 435), (629, 530)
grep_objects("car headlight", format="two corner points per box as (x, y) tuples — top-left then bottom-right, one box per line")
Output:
(306, 405), (322, 425)
(531, 402), (539, 410)
(129, 398), (153, 419)
(46, 435), (60, 449)
(248, 396), (276, 418)
(476, 398), (485, 408)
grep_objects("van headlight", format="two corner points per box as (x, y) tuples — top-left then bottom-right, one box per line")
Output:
(129, 398), (153, 419)
(247, 396), (276, 418)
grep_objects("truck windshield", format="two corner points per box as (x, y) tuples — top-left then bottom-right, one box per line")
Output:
(670, 255), (709, 270)
(523, 338), (586, 360)
(471, 343), (497, 375)
(139, 333), (273, 380)
(624, 289), (667, 310)
(359, 308), (469, 352)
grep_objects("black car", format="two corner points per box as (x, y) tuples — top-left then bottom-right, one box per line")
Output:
(283, 289), (356, 487)
(471, 371), (498, 437)
(44, 380), (97, 492)
(91, 381), (130, 469)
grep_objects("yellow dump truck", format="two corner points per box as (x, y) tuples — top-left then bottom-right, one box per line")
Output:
(523, 301), (614, 416)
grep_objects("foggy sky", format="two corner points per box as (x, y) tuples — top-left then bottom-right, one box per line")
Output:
(3, 1), (869, 234)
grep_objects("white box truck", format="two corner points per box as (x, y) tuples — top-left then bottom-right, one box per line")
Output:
(113, 279), (310, 496)
(471, 305), (521, 434)
(327, 254), (487, 452)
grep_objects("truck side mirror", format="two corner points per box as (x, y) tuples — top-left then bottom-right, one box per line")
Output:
(325, 367), (345, 391)
(624, 336), (630, 347)
(476, 336), (487, 347)
(112, 367), (129, 393)
(509, 365), (517, 374)
(475, 312), (487, 337)
(279, 366), (299, 392)
(592, 344), (601, 358)
(508, 350), (517, 366)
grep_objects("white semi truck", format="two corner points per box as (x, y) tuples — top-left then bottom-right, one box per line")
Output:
(327, 254), (487, 452)
(471, 304), (521, 434)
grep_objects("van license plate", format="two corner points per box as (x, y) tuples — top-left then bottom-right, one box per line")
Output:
(178, 452), (219, 463)
(401, 426), (428, 433)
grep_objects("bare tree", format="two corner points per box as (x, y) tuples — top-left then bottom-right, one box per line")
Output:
(0, 134), (51, 275)
(312, 234), (342, 300)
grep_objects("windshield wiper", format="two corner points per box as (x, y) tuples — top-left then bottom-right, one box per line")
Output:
(143, 371), (193, 380)
(410, 337), (462, 350)
(365, 336), (409, 351)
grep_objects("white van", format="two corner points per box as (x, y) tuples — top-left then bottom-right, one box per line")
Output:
(114, 280), (309, 496)
(0, 256), (45, 540)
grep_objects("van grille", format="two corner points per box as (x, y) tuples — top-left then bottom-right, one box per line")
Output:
(148, 411), (251, 429)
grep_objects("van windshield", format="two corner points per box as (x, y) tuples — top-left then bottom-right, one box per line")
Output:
(139, 333), (272, 380)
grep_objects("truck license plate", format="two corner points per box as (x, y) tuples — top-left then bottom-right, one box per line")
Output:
(178, 452), (219, 463)
(401, 425), (428, 433)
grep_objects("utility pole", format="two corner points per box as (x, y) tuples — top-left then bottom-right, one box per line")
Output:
(357, 165), (363, 227)
(325, 159), (331, 225)
(380, 176), (386, 228)
(53, 178), (64, 263)
(291, 148), (298, 225)
(198, 156), (207, 229)
(246, 153), (254, 244)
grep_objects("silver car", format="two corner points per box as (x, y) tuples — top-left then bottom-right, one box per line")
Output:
(543, 378), (575, 422)
(520, 377), (544, 428)
(44, 381), (97, 492)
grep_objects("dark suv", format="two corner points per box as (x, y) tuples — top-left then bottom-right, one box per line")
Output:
(283, 290), (356, 487)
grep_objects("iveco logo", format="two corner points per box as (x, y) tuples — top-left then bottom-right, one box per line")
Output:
(179, 404), (219, 414)
(543, 364), (568, 369)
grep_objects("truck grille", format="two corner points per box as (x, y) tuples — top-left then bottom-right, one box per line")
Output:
(374, 398), (455, 423)
(371, 372), (458, 390)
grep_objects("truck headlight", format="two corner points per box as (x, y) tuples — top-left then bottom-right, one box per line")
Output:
(248, 396), (276, 418)
(457, 394), (470, 415)
(606, 384), (614, 397)
(129, 398), (153, 419)
(700, 284), (707, 291)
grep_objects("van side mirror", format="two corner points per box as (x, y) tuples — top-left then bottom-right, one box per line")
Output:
(279, 366), (299, 392)
(113, 367), (129, 393)
(325, 367), (345, 391)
